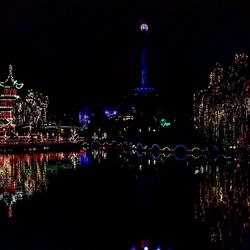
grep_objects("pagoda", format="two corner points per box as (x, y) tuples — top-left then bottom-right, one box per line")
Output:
(0, 64), (24, 133)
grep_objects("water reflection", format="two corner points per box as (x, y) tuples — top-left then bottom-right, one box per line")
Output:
(0, 149), (249, 249)
(86, 150), (250, 249)
(0, 154), (47, 217)
(0, 152), (79, 217)
(194, 159), (250, 249)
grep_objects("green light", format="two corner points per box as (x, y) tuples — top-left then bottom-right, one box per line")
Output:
(160, 118), (171, 127)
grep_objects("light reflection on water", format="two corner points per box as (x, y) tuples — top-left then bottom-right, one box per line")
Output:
(0, 154), (48, 217)
(0, 150), (249, 249)
(194, 159), (250, 249)
(0, 152), (78, 217)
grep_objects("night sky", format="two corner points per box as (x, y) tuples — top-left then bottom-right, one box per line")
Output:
(0, 0), (250, 116)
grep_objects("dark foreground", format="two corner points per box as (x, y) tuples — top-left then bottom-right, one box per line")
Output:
(0, 151), (248, 250)
(0, 152), (250, 250)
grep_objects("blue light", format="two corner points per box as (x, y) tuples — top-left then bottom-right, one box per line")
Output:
(141, 42), (148, 88)
(79, 106), (92, 128)
(144, 247), (149, 250)
(103, 109), (118, 117)
(79, 152), (92, 166)
(135, 87), (155, 94)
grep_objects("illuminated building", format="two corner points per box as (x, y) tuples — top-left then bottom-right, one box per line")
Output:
(0, 64), (24, 132)
(104, 109), (118, 119)
(130, 22), (169, 125)
(134, 22), (155, 95)
(79, 21), (170, 141)
(193, 53), (250, 149)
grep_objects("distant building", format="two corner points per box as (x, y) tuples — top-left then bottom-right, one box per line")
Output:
(193, 53), (250, 149)
(129, 22), (167, 126)
(79, 21), (171, 142)
(134, 22), (156, 96)
(0, 64), (24, 132)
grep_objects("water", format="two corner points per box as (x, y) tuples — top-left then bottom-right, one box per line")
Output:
(0, 150), (249, 250)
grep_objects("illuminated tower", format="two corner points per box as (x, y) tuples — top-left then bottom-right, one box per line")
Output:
(0, 64), (24, 131)
(135, 22), (155, 94)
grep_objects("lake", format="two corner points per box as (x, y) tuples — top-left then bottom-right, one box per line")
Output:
(0, 149), (249, 250)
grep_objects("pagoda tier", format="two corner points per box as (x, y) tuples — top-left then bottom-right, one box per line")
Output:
(0, 96), (17, 107)
(0, 64), (24, 130)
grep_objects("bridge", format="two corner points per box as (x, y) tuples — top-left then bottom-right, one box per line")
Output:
(82, 140), (234, 160)
(81, 140), (250, 160)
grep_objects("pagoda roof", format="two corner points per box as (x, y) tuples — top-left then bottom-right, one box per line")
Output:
(0, 118), (13, 128)
(0, 64), (24, 90)
(0, 96), (18, 100)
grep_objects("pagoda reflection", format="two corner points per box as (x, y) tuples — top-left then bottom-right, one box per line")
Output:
(0, 154), (49, 217)
(0, 152), (79, 217)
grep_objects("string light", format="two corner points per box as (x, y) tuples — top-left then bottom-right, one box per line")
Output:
(194, 53), (249, 149)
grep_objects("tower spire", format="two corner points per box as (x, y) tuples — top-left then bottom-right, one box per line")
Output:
(8, 63), (13, 77)
(140, 23), (149, 88)
(134, 22), (155, 94)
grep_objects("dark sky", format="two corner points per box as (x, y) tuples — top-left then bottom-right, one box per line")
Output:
(0, 0), (250, 115)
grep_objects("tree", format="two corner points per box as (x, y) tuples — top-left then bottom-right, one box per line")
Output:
(193, 53), (249, 149)
(12, 89), (49, 129)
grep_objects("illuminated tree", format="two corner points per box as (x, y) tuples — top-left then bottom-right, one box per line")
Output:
(193, 53), (249, 149)
(12, 89), (49, 129)
(69, 128), (79, 143)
